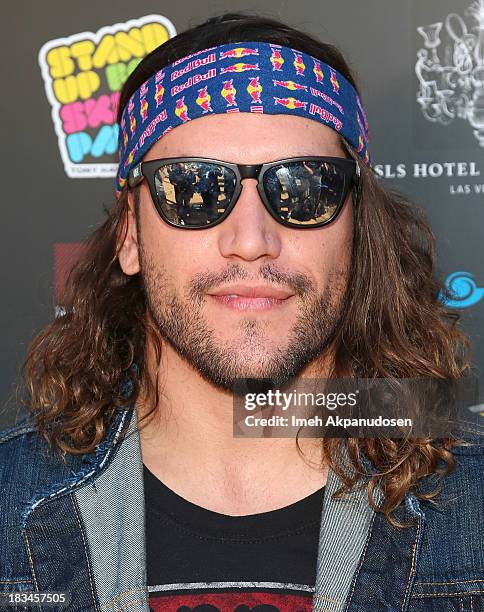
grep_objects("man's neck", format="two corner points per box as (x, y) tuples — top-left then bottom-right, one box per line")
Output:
(137, 338), (329, 516)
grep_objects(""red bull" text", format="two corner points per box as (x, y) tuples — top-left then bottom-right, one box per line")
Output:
(309, 102), (343, 130)
(171, 69), (216, 96)
(171, 54), (217, 81)
(138, 110), (168, 147)
(309, 87), (344, 115)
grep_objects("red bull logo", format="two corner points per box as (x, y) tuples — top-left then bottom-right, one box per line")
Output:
(127, 95), (135, 114)
(140, 97), (148, 122)
(357, 95), (369, 133)
(357, 134), (364, 153)
(247, 77), (263, 103)
(219, 47), (259, 59)
(220, 62), (260, 74)
(124, 143), (138, 167)
(139, 81), (149, 99)
(196, 86), (212, 113)
(175, 97), (190, 122)
(129, 113), (136, 135)
(356, 112), (366, 139)
(155, 69), (165, 83)
(155, 83), (165, 107)
(293, 53), (306, 76)
(221, 80), (237, 107)
(123, 129), (128, 148)
(273, 79), (308, 91)
(313, 60), (324, 83)
(270, 47), (284, 71)
(330, 68), (340, 94)
(273, 96), (308, 110)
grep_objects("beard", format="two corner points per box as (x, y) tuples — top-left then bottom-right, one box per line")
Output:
(139, 248), (348, 393)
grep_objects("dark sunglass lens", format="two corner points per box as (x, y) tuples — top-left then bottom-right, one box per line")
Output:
(263, 161), (348, 225)
(154, 162), (237, 226)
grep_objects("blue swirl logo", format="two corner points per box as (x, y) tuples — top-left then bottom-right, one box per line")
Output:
(439, 272), (484, 309)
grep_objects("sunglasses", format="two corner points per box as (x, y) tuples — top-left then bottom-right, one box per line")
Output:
(128, 156), (360, 229)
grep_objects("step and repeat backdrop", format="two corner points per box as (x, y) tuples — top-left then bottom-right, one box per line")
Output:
(1, 0), (483, 427)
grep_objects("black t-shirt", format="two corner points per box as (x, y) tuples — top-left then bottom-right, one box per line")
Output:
(143, 464), (324, 612)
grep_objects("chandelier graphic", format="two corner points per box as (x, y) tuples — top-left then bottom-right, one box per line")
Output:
(416, 0), (484, 146)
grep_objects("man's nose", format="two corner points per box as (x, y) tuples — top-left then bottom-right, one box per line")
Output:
(216, 178), (283, 262)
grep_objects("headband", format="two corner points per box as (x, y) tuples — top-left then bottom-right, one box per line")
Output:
(116, 40), (370, 197)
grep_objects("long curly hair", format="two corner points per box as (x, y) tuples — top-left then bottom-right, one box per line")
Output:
(20, 12), (472, 526)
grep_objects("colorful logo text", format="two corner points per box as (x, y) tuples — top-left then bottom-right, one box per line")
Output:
(39, 15), (176, 178)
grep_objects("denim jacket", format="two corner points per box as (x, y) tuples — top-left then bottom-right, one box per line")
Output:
(0, 406), (483, 612)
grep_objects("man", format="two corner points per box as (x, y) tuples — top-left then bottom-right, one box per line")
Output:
(167, 163), (196, 219)
(1, 12), (483, 612)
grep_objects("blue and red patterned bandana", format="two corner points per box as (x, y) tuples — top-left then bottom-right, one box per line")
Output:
(116, 40), (370, 197)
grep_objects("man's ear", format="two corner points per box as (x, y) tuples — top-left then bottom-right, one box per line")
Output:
(117, 189), (141, 276)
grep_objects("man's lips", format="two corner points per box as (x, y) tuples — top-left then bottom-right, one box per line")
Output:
(207, 285), (295, 311)
(208, 284), (294, 299)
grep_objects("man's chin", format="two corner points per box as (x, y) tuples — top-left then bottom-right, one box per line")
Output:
(215, 326), (291, 352)
(200, 354), (304, 393)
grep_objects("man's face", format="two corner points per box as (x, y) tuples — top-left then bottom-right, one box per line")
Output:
(120, 113), (353, 390)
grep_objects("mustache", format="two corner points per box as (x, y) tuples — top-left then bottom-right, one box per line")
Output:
(188, 262), (313, 303)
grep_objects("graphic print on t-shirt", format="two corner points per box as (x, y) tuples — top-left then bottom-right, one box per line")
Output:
(143, 465), (325, 612)
(149, 581), (314, 611)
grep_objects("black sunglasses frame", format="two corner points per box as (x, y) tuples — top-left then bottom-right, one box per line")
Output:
(128, 155), (360, 230)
